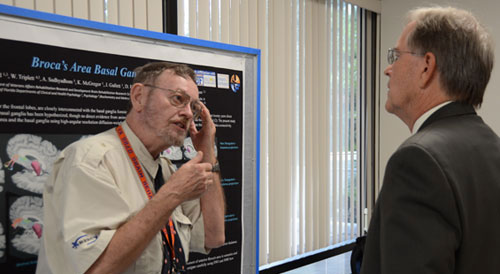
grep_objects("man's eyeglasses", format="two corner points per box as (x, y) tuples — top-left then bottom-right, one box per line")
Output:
(143, 84), (202, 120)
(387, 48), (423, 65)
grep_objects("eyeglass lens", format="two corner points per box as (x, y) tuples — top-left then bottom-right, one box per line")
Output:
(387, 49), (395, 64)
(145, 84), (201, 119)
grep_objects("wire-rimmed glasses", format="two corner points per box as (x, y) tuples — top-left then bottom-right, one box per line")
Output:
(144, 84), (202, 120)
(387, 48), (423, 64)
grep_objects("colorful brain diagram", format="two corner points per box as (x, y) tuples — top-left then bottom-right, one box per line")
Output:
(2, 134), (60, 257)
(5, 134), (59, 194)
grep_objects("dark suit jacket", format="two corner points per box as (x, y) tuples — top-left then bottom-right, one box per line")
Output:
(360, 102), (500, 274)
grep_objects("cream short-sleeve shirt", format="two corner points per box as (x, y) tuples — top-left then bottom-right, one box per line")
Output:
(36, 122), (207, 274)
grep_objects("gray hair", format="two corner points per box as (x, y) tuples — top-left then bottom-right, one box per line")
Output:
(406, 6), (494, 107)
(133, 61), (196, 85)
(127, 61), (197, 112)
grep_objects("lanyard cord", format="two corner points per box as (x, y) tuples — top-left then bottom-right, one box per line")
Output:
(115, 125), (176, 260)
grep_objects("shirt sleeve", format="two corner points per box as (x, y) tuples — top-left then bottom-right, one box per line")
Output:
(181, 199), (208, 254)
(51, 145), (133, 273)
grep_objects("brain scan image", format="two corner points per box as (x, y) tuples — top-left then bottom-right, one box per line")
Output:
(183, 137), (198, 159)
(162, 137), (218, 162)
(0, 223), (5, 259)
(9, 196), (43, 255)
(163, 146), (183, 161)
(0, 156), (4, 192)
(4, 134), (59, 194)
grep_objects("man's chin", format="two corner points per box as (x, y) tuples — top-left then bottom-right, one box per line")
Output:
(161, 131), (187, 148)
(172, 139), (184, 147)
(172, 133), (187, 147)
(385, 100), (395, 114)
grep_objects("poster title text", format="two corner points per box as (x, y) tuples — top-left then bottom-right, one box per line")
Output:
(30, 56), (136, 78)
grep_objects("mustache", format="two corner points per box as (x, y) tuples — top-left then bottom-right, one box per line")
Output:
(171, 117), (190, 129)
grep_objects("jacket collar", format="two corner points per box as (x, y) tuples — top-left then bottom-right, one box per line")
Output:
(418, 102), (476, 132)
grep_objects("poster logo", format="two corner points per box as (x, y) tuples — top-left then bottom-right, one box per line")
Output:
(217, 73), (229, 89)
(230, 74), (240, 93)
(195, 70), (216, 88)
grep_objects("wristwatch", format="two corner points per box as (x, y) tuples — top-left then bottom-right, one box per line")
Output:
(211, 161), (220, 173)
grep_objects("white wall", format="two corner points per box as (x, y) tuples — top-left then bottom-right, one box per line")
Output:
(378, 0), (500, 188)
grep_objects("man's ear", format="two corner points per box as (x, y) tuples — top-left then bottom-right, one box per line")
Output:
(130, 83), (148, 112)
(419, 52), (437, 89)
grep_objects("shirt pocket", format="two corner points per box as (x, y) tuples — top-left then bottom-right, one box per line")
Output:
(172, 208), (193, 261)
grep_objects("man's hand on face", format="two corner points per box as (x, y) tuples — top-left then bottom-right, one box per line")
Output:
(188, 102), (217, 164)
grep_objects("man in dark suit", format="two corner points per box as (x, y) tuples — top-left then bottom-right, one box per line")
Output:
(360, 6), (500, 274)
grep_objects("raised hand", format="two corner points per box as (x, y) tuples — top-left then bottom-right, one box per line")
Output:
(189, 102), (217, 164)
(161, 151), (213, 202)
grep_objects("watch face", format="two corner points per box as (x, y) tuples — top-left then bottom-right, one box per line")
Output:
(211, 162), (220, 173)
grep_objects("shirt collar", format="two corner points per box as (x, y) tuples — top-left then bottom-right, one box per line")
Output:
(121, 121), (161, 179)
(412, 101), (453, 134)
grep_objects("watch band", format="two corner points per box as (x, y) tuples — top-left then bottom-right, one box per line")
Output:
(211, 161), (220, 173)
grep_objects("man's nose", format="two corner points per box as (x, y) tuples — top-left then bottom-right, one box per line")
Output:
(384, 65), (392, 76)
(179, 102), (194, 118)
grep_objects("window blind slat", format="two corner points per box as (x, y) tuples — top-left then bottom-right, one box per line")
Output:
(258, 0), (269, 264)
(304, 0), (314, 253)
(0, 0), (14, 6)
(106, 0), (118, 25)
(229, 0), (240, 45)
(14, 0), (34, 9)
(330, 0), (338, 246)
(72, 0), (88, 19)
(318, 0), (330, 249)
(132, 0), (147, 30)
(239, 0), (249, 47)
(197, 0), (210, 39)
(294, 0), (307, 254)
(188, 0), (197, 38)
(35, 0), (54, 13)
(268, 0), (293, 262)
(117, 0), (133, 27)
(211, 0), (220, 41)
(89, 0), (104, 23)
(54, 0), (71, 16)
(220, 0), (230, 43)
(146, 0), (163, 32)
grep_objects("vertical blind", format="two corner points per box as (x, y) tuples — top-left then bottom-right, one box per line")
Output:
(178, 0), (370, 265)
(0, 0), (164, 31)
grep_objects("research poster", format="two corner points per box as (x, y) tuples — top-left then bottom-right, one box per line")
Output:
(0, 37), (243, 273)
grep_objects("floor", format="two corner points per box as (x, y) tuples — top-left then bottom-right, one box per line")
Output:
(282, 251), (352, 274)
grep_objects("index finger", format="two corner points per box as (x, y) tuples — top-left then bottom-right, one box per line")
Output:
(201, 101), (215, 121)
(190, 101), (214, 134)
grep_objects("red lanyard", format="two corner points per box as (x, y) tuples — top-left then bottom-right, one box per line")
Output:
(115, 125), (176, 260)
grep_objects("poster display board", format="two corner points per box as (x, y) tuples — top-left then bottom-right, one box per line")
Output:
(0, 5), (260, 274)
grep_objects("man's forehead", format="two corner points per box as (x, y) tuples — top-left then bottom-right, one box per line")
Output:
(156, 70), (194, 85)
(400, 21), (416, 45)
(156, 70), (199, 98)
